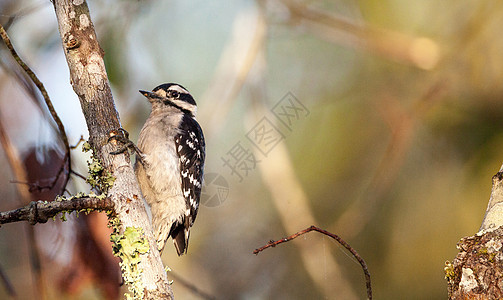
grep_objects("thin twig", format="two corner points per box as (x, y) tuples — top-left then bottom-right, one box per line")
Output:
(70, 135), (85, 149)
(70, 169), (87, 182)
(10, 179), (58, 193)
(0, 197), (114, 225)
(0, 23), (71, 195)
(0, 50), (55, 129)
(254, 225), (372, 300)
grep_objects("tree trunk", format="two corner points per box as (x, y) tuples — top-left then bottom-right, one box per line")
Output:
(52, 0), (173, 298)
(446, 167), (503, 299)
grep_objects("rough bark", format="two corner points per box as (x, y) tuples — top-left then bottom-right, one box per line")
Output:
(480, 169), (503, 232)
(52, 0), (173, 298)
(0, 197), (113, 225)
(447, 228), (503, 299)
(446, 168), (503, 299)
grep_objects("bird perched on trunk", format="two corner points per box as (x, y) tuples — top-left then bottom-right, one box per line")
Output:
(134, 83), (205, 255)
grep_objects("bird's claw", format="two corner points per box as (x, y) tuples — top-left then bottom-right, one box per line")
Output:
(108, 128), (135, 155)
(108, 128), (146, 165)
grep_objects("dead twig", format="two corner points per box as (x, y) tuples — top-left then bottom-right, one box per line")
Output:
(254, 225), (372, 300)
(0, 197), (114, 225)
(0, 23), (71, 196)
(70, 135), (85, 149)
(70, 169), (87, 182)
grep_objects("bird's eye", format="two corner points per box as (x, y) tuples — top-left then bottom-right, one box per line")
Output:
(170, 90), (179, 98)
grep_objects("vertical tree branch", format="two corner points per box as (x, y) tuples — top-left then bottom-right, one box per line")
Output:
(52, 0), (172, 298)
(479, 167), (503, 232)
(446, 165), (503, 299)
(0, 24), (71, 196)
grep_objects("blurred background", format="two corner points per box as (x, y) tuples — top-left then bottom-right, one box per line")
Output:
(1, 0), (502, 299)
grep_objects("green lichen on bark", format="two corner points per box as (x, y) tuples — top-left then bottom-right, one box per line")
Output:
(444, 260), (455, 280)
(83, 141), (115, 193)
(52, 192), (108, 220)
(447, 227), (503, 299)
(109, 219), (150, 300)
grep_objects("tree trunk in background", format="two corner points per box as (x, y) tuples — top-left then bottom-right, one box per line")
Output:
(446, 169), (503, 299)
(53, 0), (173, 298)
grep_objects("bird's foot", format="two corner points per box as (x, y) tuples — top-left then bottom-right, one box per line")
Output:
(108, 128), (144, 165)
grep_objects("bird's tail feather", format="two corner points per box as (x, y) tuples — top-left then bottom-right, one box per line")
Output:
(171, 225), (188, 256)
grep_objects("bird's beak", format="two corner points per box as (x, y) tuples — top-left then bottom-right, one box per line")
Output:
(139, 90), (154, 98)
(139, 90), (161, 103)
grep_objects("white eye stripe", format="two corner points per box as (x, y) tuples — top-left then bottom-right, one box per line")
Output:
(171, 99), (197, 114)
(168, 85), (189, 94)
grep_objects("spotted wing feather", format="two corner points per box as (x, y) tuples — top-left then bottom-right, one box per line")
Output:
(172, 114), (205, 254)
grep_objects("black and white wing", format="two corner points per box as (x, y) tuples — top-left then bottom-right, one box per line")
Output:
(172, 114), (205, 254)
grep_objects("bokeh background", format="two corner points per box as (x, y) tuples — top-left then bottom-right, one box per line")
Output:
(1, 0), (503, 299)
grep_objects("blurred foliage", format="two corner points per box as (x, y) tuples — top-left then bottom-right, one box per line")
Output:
(1, 0), (503, 299)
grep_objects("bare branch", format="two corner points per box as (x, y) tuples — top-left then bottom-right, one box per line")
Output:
(70, 135), (85, 149)
(70, 169), (87, 182)
(0, 197), (113, 225)
(254, 225), (372, 300)
(0, 23), (72, 196)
